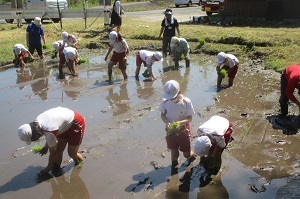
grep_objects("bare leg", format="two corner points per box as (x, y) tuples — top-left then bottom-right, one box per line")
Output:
(217, 75), (222, 90)
(228, 78), (234, 87)
(54, 138), (68, 168)
(108, 61), (115, 84)
(135, 65), (141, 79)
(121, 69), (128, 80)
(68, 144), (83, 165)
(170, 149), (179, 162)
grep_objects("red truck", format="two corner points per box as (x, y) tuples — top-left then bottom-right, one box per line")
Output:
(201, 0), (224, 16)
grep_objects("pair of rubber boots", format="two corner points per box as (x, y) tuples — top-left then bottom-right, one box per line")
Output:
(174, 59), (190, 70)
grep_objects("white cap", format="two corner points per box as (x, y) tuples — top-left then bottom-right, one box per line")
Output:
(153, 52), (162, 61)
(194, 136), (212, 157)
(62, 31), (69, 40)
(109, 31), (118, 45)
(18, 124), (32, 145)
(164, 80), (180, 100)
(170, 36), (180, 48)
(33, 17), (41, 26)
(217, 52), (226, 66)
(52, 42), (60, 51)
(15, 46), (22, 55)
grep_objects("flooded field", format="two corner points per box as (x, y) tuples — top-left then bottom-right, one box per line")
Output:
(0, 52), (299, 199)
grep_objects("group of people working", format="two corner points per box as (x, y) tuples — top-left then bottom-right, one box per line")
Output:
(16, 7), (300, 182)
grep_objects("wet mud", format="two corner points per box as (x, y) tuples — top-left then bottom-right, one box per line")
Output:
(0, 50), (299, 199)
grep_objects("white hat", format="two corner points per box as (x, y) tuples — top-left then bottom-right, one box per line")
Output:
(18, 124), (32, 145)
(153, 52), (162, 61)
(33, 17), (41, 26)
(15, 46), (22, 55)
(62, 31), (69, 40)
(194, 136), (212, 157)
(52, 42), (60, 51)
(109, 31), (118, 45)
(170, 36), (180, 48)
(217, 52), (226, 66)
(164, 80), (180, 100)
(163, 8), (172, 15)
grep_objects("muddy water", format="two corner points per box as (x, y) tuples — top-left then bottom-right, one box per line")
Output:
(0, 53), (298, 198)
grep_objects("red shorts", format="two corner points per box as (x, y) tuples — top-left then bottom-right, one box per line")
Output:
(110, 51), (126, 70)
(165, 124), (192, 153)
(208, 121), (233, 154)
(18, 52), (26, 60)
(136, 51), (146, 67)
(222, 65), (239, 78)
(58, 112), (85, 146)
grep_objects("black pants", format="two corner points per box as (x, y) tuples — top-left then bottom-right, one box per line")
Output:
(162, 37), (171, 57)
(279, 69), (288, 116)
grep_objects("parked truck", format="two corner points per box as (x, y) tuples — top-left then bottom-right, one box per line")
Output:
(5, 0), (68, 23)
(201, 0), (224, 16)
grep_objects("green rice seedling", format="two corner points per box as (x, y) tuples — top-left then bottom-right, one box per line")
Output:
(219, 69), (227, 78)
(77, 57), (88, 64)
(42, 43), (51, 49)
(31, 144), (42, 153)
(167, 121), (180, 136)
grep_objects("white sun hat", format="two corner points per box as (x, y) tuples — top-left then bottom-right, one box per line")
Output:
(18, 124), (32, 145)
(194, 136), (212, 157)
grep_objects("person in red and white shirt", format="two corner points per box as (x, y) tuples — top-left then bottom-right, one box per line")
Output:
(194, 115), (233, 175)
(62, 46), (79, 76)
(18, 107), (85, 175)
(13, 44), (34, 69)
(216, 52), (239, 90)
(159, 80), (196, 168)
(104, 32), (129, 84)
(135, 50), (162, 81)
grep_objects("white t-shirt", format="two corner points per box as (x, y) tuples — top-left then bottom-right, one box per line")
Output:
(13, 44), (27, 55)
(62, 34), (77, 46)
(63, 46), (78, 62)
(197, 115), (230, 148)
(139, 50), (156, 73)
(36, 107), (74, 147)
(158, 95), (195, 122)
(224, 54), (239, 68)
(112, 39), (128, 53)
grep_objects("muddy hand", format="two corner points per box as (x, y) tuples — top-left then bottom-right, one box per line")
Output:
(39, 147), (48, 156)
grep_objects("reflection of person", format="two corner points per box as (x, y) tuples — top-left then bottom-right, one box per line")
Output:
(62, 31), (78, 49)
(170, 36), (190, 69)
(16, 69), (30, 90)
(13, 44), (34, 69)
(136, 80), (154, 100)
(62, 46), (79, 76)
(159, 80), (196, 167)
(216, 52), (239, 90)
(279, 64), (300, 117)
(49, 166), (90, 198)
(104, 32), (129, 84)
(135, 50), (162, 81)
(158, 8), (180, 57)
(106, 82), (130, 116)
(30, 63), (50, 101)
(17, 107), (85, 175)
(26, 17), (46, 59)
(194, 115), (233, 175)
(110, 0), (123, 33)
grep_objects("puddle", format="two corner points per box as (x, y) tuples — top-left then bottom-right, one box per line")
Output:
(0, 52), (298, 198)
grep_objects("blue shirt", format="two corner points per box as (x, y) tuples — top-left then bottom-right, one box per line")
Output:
(26, 23), (44, 44)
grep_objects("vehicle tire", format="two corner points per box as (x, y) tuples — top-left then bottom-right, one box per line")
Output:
(5, 19), (14, 23)
(187, 1), (192, 7)
(206, 11), (212, 16)
(175, 4), (179, 7)
(52, 18), (60, 23)
(25, 19), (33, 23)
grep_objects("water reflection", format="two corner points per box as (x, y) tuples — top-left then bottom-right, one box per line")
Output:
(56, 77), (82, 101)
(49, 167), (90, 199)
(136, 80), (154, 100)
(106, 82), (130, 116)
(16, 69), (30, 90)
(30, 62), (50, 101)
